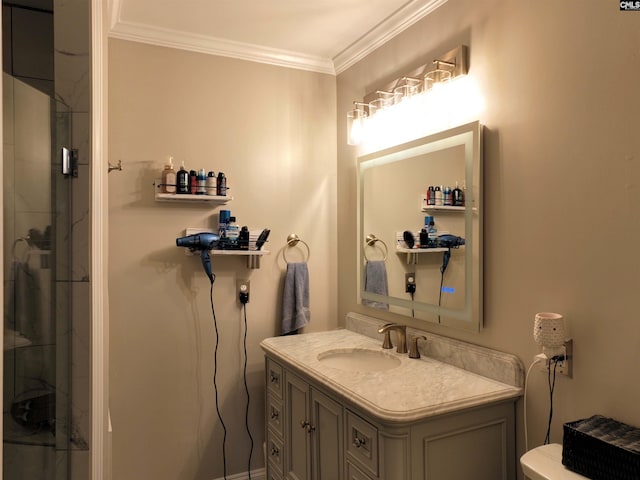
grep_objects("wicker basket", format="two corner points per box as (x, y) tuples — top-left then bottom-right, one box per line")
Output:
(562, 415), (640, 480)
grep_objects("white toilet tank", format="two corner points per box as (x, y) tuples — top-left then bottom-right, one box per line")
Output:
(520, 444), (588, 480)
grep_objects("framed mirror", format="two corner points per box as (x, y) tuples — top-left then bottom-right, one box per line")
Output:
(358, 121), (483, 331)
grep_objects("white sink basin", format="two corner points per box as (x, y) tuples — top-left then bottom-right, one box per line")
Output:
(317, 348), (402, 372)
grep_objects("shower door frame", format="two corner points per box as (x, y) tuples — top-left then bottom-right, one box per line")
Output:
(89, 0), (108, 479)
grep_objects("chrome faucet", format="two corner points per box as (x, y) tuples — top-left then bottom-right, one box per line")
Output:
(378, 323), (407, 354)
(408, 335), (427, 359)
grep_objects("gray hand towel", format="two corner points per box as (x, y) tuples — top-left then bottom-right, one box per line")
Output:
(363, 260), (389, 310)
(282, 262), (310, 335)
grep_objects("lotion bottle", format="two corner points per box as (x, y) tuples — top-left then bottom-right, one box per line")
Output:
(206, 171), (217, 195)
(161, 156), (176, 193)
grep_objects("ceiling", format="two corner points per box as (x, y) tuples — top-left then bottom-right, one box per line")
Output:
(108, 0), (447, 75)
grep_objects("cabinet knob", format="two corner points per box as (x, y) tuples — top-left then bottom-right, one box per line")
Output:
(269, 373), (279, 383)
(270, 446), (279, 457)
(270, 409), (279, 420)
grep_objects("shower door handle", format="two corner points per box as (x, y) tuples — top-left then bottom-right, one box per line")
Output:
(62, 147), (78, 177)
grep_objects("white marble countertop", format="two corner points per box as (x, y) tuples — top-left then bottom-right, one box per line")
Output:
(261, 328), (523, 424)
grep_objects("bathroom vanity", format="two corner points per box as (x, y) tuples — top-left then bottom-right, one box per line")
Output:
(260, 313), (523, 480)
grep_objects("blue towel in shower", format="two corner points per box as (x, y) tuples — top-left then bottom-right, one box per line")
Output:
(363, 260), (389, 310)
(282, 262), (310, 335)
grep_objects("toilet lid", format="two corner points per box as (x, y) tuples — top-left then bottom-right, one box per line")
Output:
(520, 444), (588, 480)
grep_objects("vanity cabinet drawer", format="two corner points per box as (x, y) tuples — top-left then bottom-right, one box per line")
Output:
(266, 430), (284, 476)
(266, 394), (283, 437)
(266, 358), (283, 399)
(346, 410), (379, 476)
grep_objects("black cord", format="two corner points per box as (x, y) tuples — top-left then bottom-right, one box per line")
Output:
(209, 278), (227, 480)
(242, 303), (254, 479)
(410, 290), (415, 317)
(544, 358), (560, 444)
(437, 266), (445, 324)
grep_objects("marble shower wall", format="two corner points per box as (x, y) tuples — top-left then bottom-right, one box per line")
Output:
(54, 0), (92, 477)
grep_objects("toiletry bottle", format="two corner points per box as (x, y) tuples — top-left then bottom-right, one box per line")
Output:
(161, 156), (176, 193)
(206, 171), (217, 195)
(176, 161), (189, 194)
(217, 172), (227, 196)
(453, 181), (465, 206)
(419, 228), (429, 248)
(427, 218), (438, 247)
(226, 217), (240, 246)
(189, 170), (197, 194)
(427, 185), (435, 205)
(238, 226), (250, 250)
(434, 186), (443, 206)
(218, 210), (231, 243)
(196, 169), (206, 194)
(444, 186), (452, 206)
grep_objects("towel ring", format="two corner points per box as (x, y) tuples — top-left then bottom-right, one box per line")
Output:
(364, 234), (388, 261)
(284, 233), (310, 264)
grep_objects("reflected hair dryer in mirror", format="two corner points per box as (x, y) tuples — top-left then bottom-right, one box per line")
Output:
(176, 232), (220, 283)
(438, 234), (465, 248)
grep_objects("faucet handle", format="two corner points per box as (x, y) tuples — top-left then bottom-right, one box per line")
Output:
(408, 335), (427, 359)
(378, 323), (394, 349)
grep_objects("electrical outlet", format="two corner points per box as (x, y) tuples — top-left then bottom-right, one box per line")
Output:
(405, 273), (416, 293)
(237, 280), (250, 303)
(536, 339), (573, 377)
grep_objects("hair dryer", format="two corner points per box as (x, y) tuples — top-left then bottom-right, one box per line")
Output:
(438, 235), (465, 275)
(176, 232), (220, 283)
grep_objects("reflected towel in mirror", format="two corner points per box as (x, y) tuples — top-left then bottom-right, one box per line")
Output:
(282, 262), (310, 335)
(363, 260), (389, 310)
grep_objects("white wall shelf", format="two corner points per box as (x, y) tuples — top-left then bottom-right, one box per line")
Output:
(421, 205), (465, 213)
(212, 249), (269, 269)
(154, 180), (232, 204)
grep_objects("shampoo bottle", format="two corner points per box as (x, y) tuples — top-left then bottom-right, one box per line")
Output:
(189, 170), (197, 194)
(176, 161), (189, 194)
(206, 171), (217, 195)
(217, 172), (227, 196)
(196, 169), (206, 194)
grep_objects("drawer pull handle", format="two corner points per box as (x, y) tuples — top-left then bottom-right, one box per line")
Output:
(300, 420), (315, 433)
(270, 446), (279, 457)
(270, 410), (279, 420)
(353, 435), (367, 448)
(270, 373), (279, 383)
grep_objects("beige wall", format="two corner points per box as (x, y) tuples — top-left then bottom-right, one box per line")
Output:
(108, 39), (337, 479)
(109, 0), (640, 478)
(338, 0), (640, 473)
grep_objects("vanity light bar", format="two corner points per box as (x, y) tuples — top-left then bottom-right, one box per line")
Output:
(362, 45), (468, 106)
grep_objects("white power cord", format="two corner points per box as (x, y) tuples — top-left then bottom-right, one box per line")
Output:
(524, 356), (546, 452)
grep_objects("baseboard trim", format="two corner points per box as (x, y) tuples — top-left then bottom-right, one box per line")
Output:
(213, 468), (266, 480)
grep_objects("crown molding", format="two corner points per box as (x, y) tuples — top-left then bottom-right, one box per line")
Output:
(333, 0), (448, 74)
(108, 0), (447, 76)
(108, 19), (336, 74)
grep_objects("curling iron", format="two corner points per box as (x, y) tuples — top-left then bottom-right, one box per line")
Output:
(176, 232), (220, 283)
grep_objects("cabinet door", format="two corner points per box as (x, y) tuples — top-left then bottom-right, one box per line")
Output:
(410, 402), (516, 480)
(285, 372), (311, 480)
(310, 387), (344, 480)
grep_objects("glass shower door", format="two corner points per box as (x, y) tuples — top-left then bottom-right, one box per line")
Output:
(2, 73), (83, 480)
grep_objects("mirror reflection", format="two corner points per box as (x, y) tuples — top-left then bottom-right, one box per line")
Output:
(358, 121), (483, 330)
